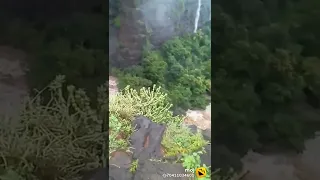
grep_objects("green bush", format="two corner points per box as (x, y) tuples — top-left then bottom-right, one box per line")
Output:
(162, 122), (208, 157)
(109, 85), (181, 124)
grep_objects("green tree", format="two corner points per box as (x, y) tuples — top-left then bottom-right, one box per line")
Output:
(142, 51), (168, 84)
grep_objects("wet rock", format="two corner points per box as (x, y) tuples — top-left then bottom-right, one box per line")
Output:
(130, 115), (166, 160)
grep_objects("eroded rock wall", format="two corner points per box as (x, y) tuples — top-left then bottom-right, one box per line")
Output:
(109, 0), (147, 68)
(109, 0), (211, 68)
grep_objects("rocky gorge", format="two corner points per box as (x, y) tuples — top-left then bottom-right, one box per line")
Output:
(109, 0), (211, 68)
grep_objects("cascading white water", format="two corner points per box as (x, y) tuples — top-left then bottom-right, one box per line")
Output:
(193, 0), (202, 33)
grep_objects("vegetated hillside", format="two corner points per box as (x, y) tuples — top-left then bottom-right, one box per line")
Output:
(112, 25), (211, 113)
(108, 0), (211, 68)
(109, 0), (212, 113)
(211, 0), (320, 172)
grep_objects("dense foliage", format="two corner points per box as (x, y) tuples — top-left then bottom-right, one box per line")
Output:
(211, 0), (320, 168)
(113, 25), (211, 111)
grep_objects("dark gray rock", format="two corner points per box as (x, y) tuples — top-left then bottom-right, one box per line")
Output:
(202, 128), (211, 141)
(200, 144), (212, 166)
(109, 165), (133, 180)
(133, 115), (152, 129)
(130, 115), (166, 160)
(187, 125), (198, 134)
(133, 159), (190, 180)
(186, 123), (211, 142)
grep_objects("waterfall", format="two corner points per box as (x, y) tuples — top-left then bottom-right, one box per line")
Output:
(193, 0), (202, 33)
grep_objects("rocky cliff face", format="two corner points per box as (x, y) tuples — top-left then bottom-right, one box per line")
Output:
(109, 0), (211, 68)
(140, 0), (211, 47)
(117, 7), (146, 67)
(109, 0), (146, 68)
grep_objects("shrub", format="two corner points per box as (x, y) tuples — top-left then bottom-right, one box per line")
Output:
(109, 85), (207, 157)
(108, 114), (131, 156)
(0, 75), (104, 180)
(162, 122), (208, 157)
(181, 150), (211, 180)
(109, 85), (182, 125)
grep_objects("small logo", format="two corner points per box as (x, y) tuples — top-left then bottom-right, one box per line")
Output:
(195, 167), (207, 178)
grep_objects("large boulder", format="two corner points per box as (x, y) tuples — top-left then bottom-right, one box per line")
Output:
(129, 115), (166, 160)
